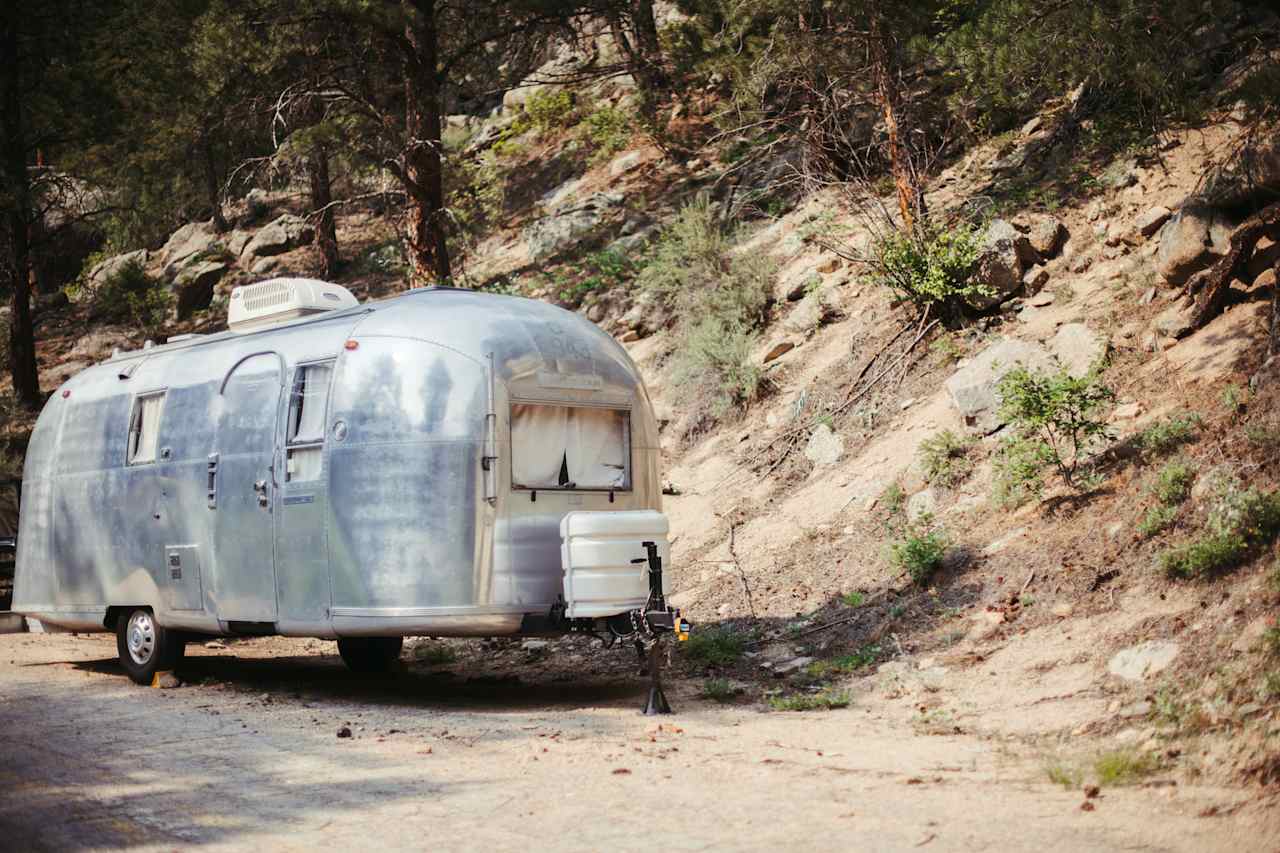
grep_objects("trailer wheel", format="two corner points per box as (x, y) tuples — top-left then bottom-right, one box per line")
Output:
(115, 607), (185, 685)
(337, 637), (403, 673)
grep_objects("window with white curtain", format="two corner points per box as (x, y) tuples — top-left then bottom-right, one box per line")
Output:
(286, 361), (334, 482)
(127, 392), (166, 465)
(510, 403), (630, 490)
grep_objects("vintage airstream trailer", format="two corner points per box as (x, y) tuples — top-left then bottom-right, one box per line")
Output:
(13, 278), (686, 698)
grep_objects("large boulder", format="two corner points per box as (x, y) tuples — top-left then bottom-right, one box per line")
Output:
(1026, 216), (1067, 258)
(523, 192), (624, 261)
(944, 337), (1055, 432)
(1155, 205), (1233, 285)
(171, 260), (227, 319)
(85, 249), (150, 293)
(1199, 138), (1280, 209)
(242, 214), (315, 259)
(160, 220), (220, 277)
(969, 220), (1030, 310)
(1048, 323), (1107, 378)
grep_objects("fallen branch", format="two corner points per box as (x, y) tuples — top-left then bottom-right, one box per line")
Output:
(831, 319), (939, 417)
(729, 522), (758, 620)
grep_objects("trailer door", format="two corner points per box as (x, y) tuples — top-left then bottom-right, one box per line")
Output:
(212, 353), (283, 623)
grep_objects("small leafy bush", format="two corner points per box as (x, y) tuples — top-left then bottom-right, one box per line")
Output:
(840, 591), (865, 607)
(1245, 423), (1280, 450)
(701, 677), (737, 702)
(1137, 503), (1178, 538)
(642, 197), (775, 430)
(87, 258), (170, 333)
(918, 429), (974, 488)
(1160, 483), (1280, 579)
(1152, 460), (1194, 506)
(682, 626), (745, 667)
(889, 515), (949, 585)
(1137, 413), (1201, 456)
(805, 645), (881, 678)
(768, 688), (851, 712)
(1094, 749), (1158, 786)
(581, 106), (633, 158)
(873, 222), (988, 311)
(992, 435), (1054, 506)
(996, 365), (1115, 489)
(523, 88), (575, 131)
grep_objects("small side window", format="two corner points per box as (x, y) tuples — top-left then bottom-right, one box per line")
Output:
(127, 391), (166, 465)
(286, 361), (334, 482)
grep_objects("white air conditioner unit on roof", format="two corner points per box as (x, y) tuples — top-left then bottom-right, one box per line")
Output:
(227, 277), (359, 332)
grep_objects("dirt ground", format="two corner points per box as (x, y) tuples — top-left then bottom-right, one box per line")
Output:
(2, 632), (1276, 852)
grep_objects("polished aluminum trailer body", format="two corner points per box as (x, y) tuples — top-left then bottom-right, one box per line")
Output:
(12, 287), (662, 639)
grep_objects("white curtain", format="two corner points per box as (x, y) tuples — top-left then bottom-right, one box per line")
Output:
(292, 363), (332, 443)
(511, 404), (628, 489)
(511, 404), (569, 487)
(566, 408), (628, 488)
(131, 393), (164, 463)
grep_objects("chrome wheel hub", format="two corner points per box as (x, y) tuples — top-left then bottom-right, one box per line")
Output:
(126, 611), (156, 666)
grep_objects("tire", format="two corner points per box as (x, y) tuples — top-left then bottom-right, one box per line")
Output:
(337, 637), (403, 673)
(115, 607), (185, 685)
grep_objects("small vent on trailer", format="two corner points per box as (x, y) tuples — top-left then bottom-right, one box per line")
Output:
(228, 278), (358, 332)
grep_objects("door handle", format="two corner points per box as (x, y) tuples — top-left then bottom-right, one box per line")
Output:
(253, 479), (269, 507)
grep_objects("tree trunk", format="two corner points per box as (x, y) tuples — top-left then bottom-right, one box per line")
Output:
(611, 0), (667, 127)
(0, 19), (41, 410)
(401, 0), (451, 287)
(307, 143), (339, 278)
(868, 14), (925, 235)
(201, 131), (229, 232)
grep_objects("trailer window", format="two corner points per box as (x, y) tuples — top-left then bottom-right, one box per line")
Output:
(127, 392), (165, 465)
(286, 361), (333, 482)
(510, 404), (630, 490)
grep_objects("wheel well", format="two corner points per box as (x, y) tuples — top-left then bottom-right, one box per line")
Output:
(104, 605), (147, 631)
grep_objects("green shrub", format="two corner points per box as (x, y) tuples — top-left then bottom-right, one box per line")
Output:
(840, 591), (865, 607)
(1221, 383), (1247, 416)
(1045, 761), (1084, 789)
(1160, 483), (1280, 579)
(641, 197), (775, 429)
(701, 677), (737, 702)
(1137, 503), (1178, 539)
(1136, 413), (1201, 456)
(992, 435), (1054, 506)
(805, 645), (881, 678)
(1245, 423), (1280, 450)
(86, 258), (170, 332)
(768, 689), (851, 712)
(889, 515), (948, 585)
(126, 288), (172, 335)
(1094, 749), (1159, 786)
(996, 365), (1115, 488)
(1152, 460), (1194, 506)
(581, 106), (633, 158)
(918, 429), (974, 488)
(682, 626), (745, 667)
(523, 88), (575, 131)
(873, 222), (987, 310)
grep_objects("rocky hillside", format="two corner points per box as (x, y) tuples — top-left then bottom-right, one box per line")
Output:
(5, 17), (1280, 803)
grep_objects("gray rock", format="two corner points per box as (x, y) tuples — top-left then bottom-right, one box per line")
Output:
(1028, 291), (1055, 308)
(1049, 323), (1107, 378)
(521, 639), (549, 652)
(1107, 641), (1180, 682)
(970, 220), (1029, 309)
(85, 249), (150, 292)
(782, 291), (826, 333)
(1100, 157), (1139, 189)
(1021, 115), (1043, 135)
(171, 260), (227, 319)
(251, 256), (282, 276)
(523, 192), (624, 260)
(1198, 138), (1280, 209)
(1134, 205), (1172, 237)
(1022, 266), (1049, 294)
(241, 188), (273, 225)
(773, 656), (815, 676)
(906, 488), (936, 521)
(804, 424), (845, 466)
(1151, 294), (1197, 339)
(1026, 217), (1067, 258)
(608, 150), (644, 177)
(1156, 206), (1232, 285)
(944, 337), (1055, 432)
(242, 214), (315, 259)
(160, 221), (220, 276)
(227, 230), (254, 257)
